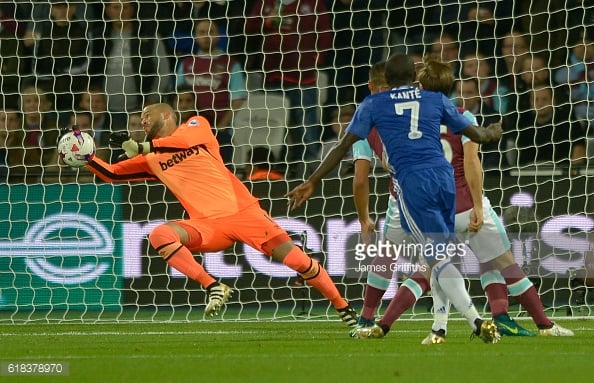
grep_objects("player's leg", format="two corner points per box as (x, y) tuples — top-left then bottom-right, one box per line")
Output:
(460, 199), (511, 321)
(371, 269), (429, 332)
(469, 201), (572, 336)
(479, 261), (537, 336)
(353, 268), (430, 338)
(232, 205), (357, 326)
(148, 220), (234, 316)
(396, 170), (497, 342)
(359, 256), (392, 326)
(352, 190), (431, 337)
(459, 200), (533, 336)
(489, 252), (574, 336)
(354, 170), (497, 341)
(421, 265), (449, 344)
(359, 195), (402, 326)
(272, 243), (359, 326)
(354, 170), (450, 338)
(432, 259), (481, 327)
(479, 262), (509, 319)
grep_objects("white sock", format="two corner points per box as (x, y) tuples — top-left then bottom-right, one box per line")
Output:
(430, 267), (450, 334)
(433, 260), (481, 331)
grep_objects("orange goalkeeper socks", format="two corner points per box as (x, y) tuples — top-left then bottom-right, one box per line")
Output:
(160, 242), (216, 288)
(149, 225), (216, 288)
(283, 246), (348, 309)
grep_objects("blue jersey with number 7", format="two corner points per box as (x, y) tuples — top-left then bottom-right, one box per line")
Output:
(346, 85), (472, 181)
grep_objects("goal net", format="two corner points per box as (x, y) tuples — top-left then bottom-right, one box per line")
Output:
(1, 1), (593, 324)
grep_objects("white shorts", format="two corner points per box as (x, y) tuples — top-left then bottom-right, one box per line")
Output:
(383, 195), (408, 243)
(454, 196), (511, 263)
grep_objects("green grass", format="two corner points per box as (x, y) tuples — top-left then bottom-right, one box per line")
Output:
(0, 318), (592, 383)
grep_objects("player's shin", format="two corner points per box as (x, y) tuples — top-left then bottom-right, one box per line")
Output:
(377, 271), (429, 332)
(149, 225), (216, 288)
(430, 268), (450, 334)
(502, 264), (553, 328)
(432, 259), (481, 331)
(479, 263), (509, 316)
(361, 255), (394, 322)
(282, 246), (348, 309)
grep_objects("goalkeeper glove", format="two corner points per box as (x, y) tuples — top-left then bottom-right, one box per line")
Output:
(122, 139), (151, 158)
(109, 131), (130, 148)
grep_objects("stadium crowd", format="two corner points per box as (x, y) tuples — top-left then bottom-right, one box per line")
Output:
(0, 0), (593, 182)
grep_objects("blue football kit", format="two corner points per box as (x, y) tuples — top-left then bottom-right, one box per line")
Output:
(346, 85), (473, 253)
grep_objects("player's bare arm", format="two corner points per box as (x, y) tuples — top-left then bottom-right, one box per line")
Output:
(463, 140), (484, 232)
(461, 121), (503, 144)
(286, 132), (360, 210)
(353, 158), (375, 244)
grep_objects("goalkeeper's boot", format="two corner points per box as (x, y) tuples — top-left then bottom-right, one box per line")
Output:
(493, 313), (535, 336)
(421, 329), (446, 345)
(471, 319), (501, 344)
(348, 316), (375, 337)
(205, 283), (232, 316)
(337, 305), (359, 328)
(351, 324), (386, 339)
(539, 322), (574, 336)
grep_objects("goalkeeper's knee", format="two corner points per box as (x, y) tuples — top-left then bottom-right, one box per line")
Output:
(149, 225), (182, 260)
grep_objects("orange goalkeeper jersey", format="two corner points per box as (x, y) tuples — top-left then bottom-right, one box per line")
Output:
(87, 115), (260, 219)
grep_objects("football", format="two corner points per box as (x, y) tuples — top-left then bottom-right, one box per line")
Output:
(58, 130), (96, 168)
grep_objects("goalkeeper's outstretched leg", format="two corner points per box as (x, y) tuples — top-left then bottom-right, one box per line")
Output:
(270, 240), (358, 327)
(147, 208), (358, 326)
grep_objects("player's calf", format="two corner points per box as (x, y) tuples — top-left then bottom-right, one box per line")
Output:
(281, 245), (351, 316)
(149, 224), (217, 289)
(298, 258), (320, 280)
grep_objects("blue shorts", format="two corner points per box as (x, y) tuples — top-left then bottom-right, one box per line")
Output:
(393, 166), (456, 248)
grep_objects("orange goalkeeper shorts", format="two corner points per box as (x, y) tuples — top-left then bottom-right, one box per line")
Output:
(173, 203), (291, 255)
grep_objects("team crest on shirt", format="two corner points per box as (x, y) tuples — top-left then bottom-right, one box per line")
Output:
(188, 118), (199, 127)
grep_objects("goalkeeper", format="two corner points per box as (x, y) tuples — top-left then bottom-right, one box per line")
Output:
(86, 103), (358, 326)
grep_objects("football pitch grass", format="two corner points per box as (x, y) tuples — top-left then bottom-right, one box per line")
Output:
(0, 318), (592, 383)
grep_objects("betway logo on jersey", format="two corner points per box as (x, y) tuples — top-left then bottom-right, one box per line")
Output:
(159, 145), (202, 170)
